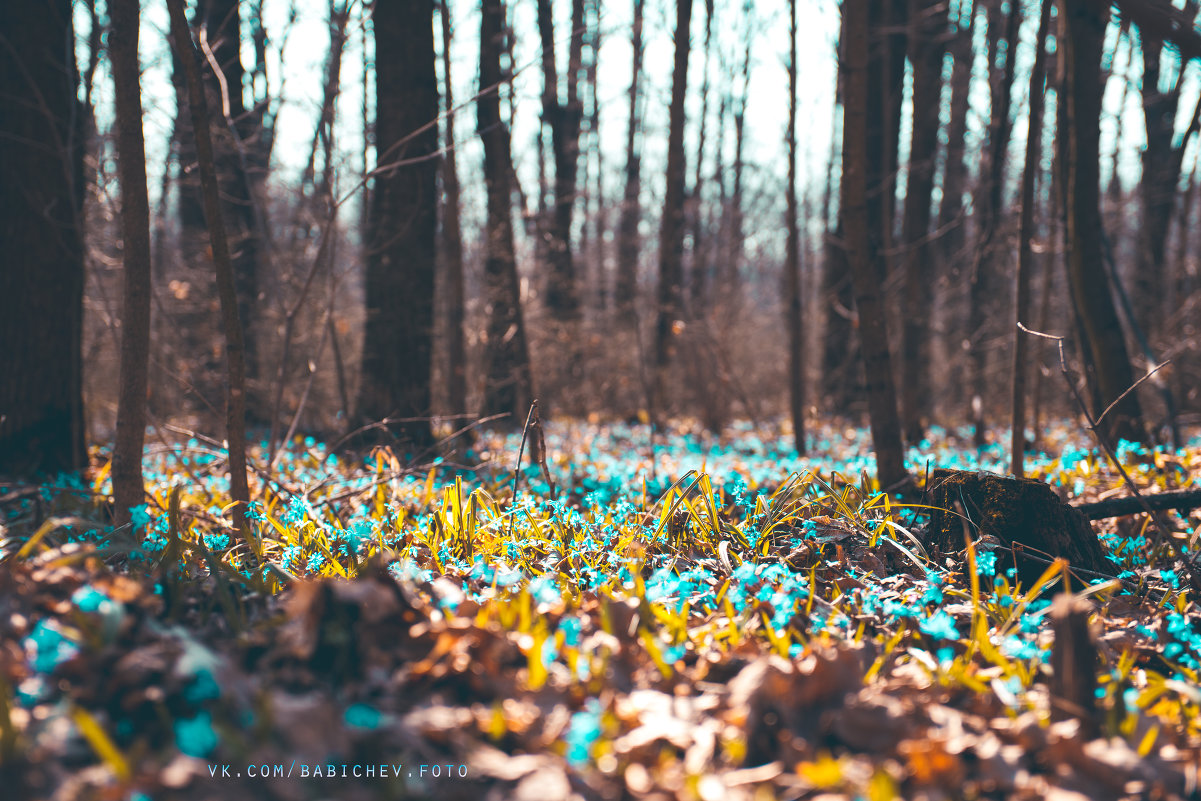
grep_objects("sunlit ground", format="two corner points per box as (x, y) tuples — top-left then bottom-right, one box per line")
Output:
(2, 419), (1199, 799)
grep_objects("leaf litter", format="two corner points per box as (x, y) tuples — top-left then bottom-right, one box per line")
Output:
(0, 418), (1199, 800)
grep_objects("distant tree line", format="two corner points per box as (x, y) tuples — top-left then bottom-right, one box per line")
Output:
(3, 0), (1201, 511)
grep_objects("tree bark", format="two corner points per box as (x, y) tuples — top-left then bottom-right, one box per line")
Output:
(866, 0), (908, 285)
(167, 0), (264, 421)
(785, 0), (805, 454)
(440, 0), (468, 420)
(480, 0), (535, 423)
(721, 37), (751, 300)
(166, 0), (254, 547)
(355, 0), (438, 448)
(936, 6), (975, 417)
(615, 0), (645, 322)
(1060, 0), (1146, 444)
(821, 19), (855, 411)
(111, 0), (154, 525)
(899, 0), (946, 444)
(536, 0), (585, 320)
(585, 0), (607, 311)
(1136, 2), (1200, 342)
(202, 0), (264, 391)
(688, 0), (715, 314)
(841, 0), (909, 492)
(652, 0), (694, 417)
(0, 0), (87, 475)
(1011, 0), (1052, 478)
(967, 0), (1020, 445)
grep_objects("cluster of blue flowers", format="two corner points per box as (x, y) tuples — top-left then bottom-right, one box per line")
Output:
(1162, 612), (1201, 670)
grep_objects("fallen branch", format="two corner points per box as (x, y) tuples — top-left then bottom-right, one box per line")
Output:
(1073, 487), (1201, 521)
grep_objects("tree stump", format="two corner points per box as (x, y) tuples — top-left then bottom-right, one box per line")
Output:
(924, 469), (1116, 587)
(1049, 594), (1100, 738)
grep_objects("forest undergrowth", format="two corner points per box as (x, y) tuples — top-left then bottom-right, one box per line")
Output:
(1, 419), (1200, 800)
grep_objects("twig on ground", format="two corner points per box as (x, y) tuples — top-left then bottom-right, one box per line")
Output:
(507, 402), (539, 539)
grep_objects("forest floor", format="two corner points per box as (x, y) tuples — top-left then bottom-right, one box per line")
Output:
(1, 419), (1200, 801)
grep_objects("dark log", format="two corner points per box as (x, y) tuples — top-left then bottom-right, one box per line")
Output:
(1074, 487), (1201, 520)
(924, 469), (1116, 587)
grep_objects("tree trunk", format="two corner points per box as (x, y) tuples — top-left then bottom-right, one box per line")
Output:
(722, 37), (751, 300)
(967, 0), (1020, 445)
(1011, 0), (1052, 477)
(536, 0), (585, 321)
(267, 0), (349, 456)
(615, 0), (645, 322)
(585, 0), (607, 311)
(865, 0), (907, 285)
(440, 0), (468, 420)
(708, 75), (731, 318)
(202, 0), (264, 392)
(111, 0), (154, 525)
(688, 0), (715, 314)
(899, 0), (946, 444)
(821, 20), (855, 411)
(480, 0), (535, 423)
(651, 0), (694, 418)
(841, 0), (909, 492)
(936, 0), (973, 367)
(0, 0), (86, 475)
(355, 0), (438, 449)
(785, 0), (805, 454)
(167, 0), (254, 547)
(1060, 0), (1146, 444)
(167, 0), (264, 422)
(1136, 4), (1199, 343)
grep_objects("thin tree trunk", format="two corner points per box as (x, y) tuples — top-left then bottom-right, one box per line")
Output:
(652, 0), (694, 417)
(616, 0), (645, 321)
(536, 0), (585, 320)
(360, 7), (371, 240)
(688, 0), (715, 314)
(967, 0), (1020, 445)
(82, 0), (102, 140)
(480, 0), (535, 422)
(299, 1), (350, 200)
(1032, 107), (1062, 449)
(587, 0), (607, 311)
(1011, 0), (1051, 477)
(722, 36), (751, 299)
(440, 0), (468, 419)
(899, 0), (946, 444)
(842, 0), (908, 491)
(1104, 23), (1130, 204)
(708, 75), (731, 317)
(166, 0), (254, 546)
(269, 0), (349, 455)
(821, 20), (854, 410)
(204, 0), (264, 391)
(935, 1), (973, 420)
(785, 0), (804, 454)
(111, 0), (154, 525)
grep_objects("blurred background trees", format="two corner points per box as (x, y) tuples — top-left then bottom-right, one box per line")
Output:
(4, 0), (1201, 486)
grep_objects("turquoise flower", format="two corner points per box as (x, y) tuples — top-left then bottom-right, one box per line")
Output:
(175, 712), (218, 757)
(564, 700), (602, 767)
